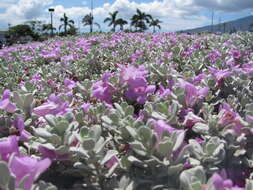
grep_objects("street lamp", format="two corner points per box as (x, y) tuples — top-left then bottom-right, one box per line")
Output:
(48, 8), (55, 36)
(91, 0), (93, 33)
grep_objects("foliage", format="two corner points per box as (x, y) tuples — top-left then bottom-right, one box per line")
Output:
(0, 32), (253, 190)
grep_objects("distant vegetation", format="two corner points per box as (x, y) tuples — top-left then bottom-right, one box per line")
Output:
(2, 9), (162, 46)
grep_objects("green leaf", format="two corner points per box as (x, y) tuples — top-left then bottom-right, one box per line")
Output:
(45, 115), (56, 127)
(130, 141), (147, 156)
(80, 126), (89, 138)
(34, 128), (53, 138)
(138, 126), (152, 143)
(158, 138), (173, 156)
(172, 131), (185, 152)
(246, 179), (253, 190)
(101, 116), (113, 125)
(179, 166), (206, 190)
(23, 93), (34, 112)
(192, 123), (209, 134)
(114, 103), (125, 116)
(0, 161), (10, 189)
(82, 138), (96, 151)
(13, 91), (24, 108)
(55, 121), (69, 136)
(151, 112), (167, 120)
(89, 125), (102, 141)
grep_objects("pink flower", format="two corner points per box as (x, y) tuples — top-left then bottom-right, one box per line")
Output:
(105, 156), (118, 168)
(64, 78), (77, 89)
(120, 65), (155, 104)
(210, 173), (244, 190)
(177, 80), (209, 107)
(92, 73), (116, 104)
(38, 146), (69, 161)
(0, 89), (17, 113)
(0, 136), (19, 161)
(9, 155), (51, 190)
(81, 103), (91, 113)
(33, 94), (71, 117)
(13, 117), (31, 142)
(183, 112), (205, 128)
(150, 119), (183, 140)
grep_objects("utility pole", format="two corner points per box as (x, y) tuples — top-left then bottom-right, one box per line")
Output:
(48, 8), (55, 37)
(211, 9), (214, 33)
(91, 0), (93, 33)
(218, 17), (221, 32)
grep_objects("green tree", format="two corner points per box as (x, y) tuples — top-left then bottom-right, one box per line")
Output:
(25, 20), (43, 34)
(7, 24), (39, 44)
(42, 24), (56, 35)
(59, 13), (75, 34)
(115, 18), (128, 31)
(104, 11), (119, 32)
(149, 18), (162, 33)
(82, 13), (101, 33)
(130, 9), (152, 32)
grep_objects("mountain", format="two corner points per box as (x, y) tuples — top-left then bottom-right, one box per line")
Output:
(182, 15), (253, 33)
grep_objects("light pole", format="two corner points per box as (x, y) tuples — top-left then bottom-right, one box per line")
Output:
(48, 8), (55, 36)
(91, 0), (93, 33)
(211, 9), (214, 33)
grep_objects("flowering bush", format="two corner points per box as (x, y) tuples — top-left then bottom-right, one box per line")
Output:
(0, 32), (253, 190)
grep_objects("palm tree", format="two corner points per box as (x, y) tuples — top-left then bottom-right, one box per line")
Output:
(42, 24), (56, 34)
(131, 9), (152, 32)
(149, 18), (162, 33)
(82, 13), (93, 33)
(59, 13), (75, 34)
(82, 13), (101, 33)
(104, 11), (119, 32)
(115, 18), (128, 31)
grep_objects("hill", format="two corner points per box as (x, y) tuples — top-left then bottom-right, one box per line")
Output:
(183, 15), (253, 33)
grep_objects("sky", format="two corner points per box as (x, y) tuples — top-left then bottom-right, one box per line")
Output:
(0, 0), (253, 32)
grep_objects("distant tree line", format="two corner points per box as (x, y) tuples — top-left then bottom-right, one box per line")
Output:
(4, 8), (162, 45)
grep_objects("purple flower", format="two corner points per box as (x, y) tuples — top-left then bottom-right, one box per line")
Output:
(130, 50), (143, 63)
(218, 104), (244, 135)
(0, 90), (17, 113)
(81, 103), (91, 113)
(105, 156), (118, 168)
(177, 81), (209, 107)
(119, 65), (147, 84)
(208, 50), (221, 64)
(210, 173), (244, 190)
(192, 73), (207, 85)
(150, 119), (183, 139)
(183, 112), (205, 128)
(9, 155), (51, 190)
(125, 78), (156, 104)
(92, 73), (116, 104)
(64, 78), (76, 89)
(209, 67), (233, 87)
(31, 74), (41, 83)
(120, 65), (155, 104)
(0, 136), (19, 161)
(158, 85), (172, 97)
(13, 117), (31, 142)
(38, 146), (69, 161)
(229, 49), (242, 61)
(33, 94), (71, 117)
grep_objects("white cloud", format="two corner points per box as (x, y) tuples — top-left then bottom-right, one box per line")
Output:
(0, 0), (53, 28)
(49, 0), (209, 32)
(0, 0), (252, 31)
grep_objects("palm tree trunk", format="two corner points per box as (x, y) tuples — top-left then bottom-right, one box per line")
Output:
(64, 24), (67, 34)
(153, 26), (155, 33)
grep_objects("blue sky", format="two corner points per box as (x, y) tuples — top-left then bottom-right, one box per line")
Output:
(0, 0), (252, 32)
